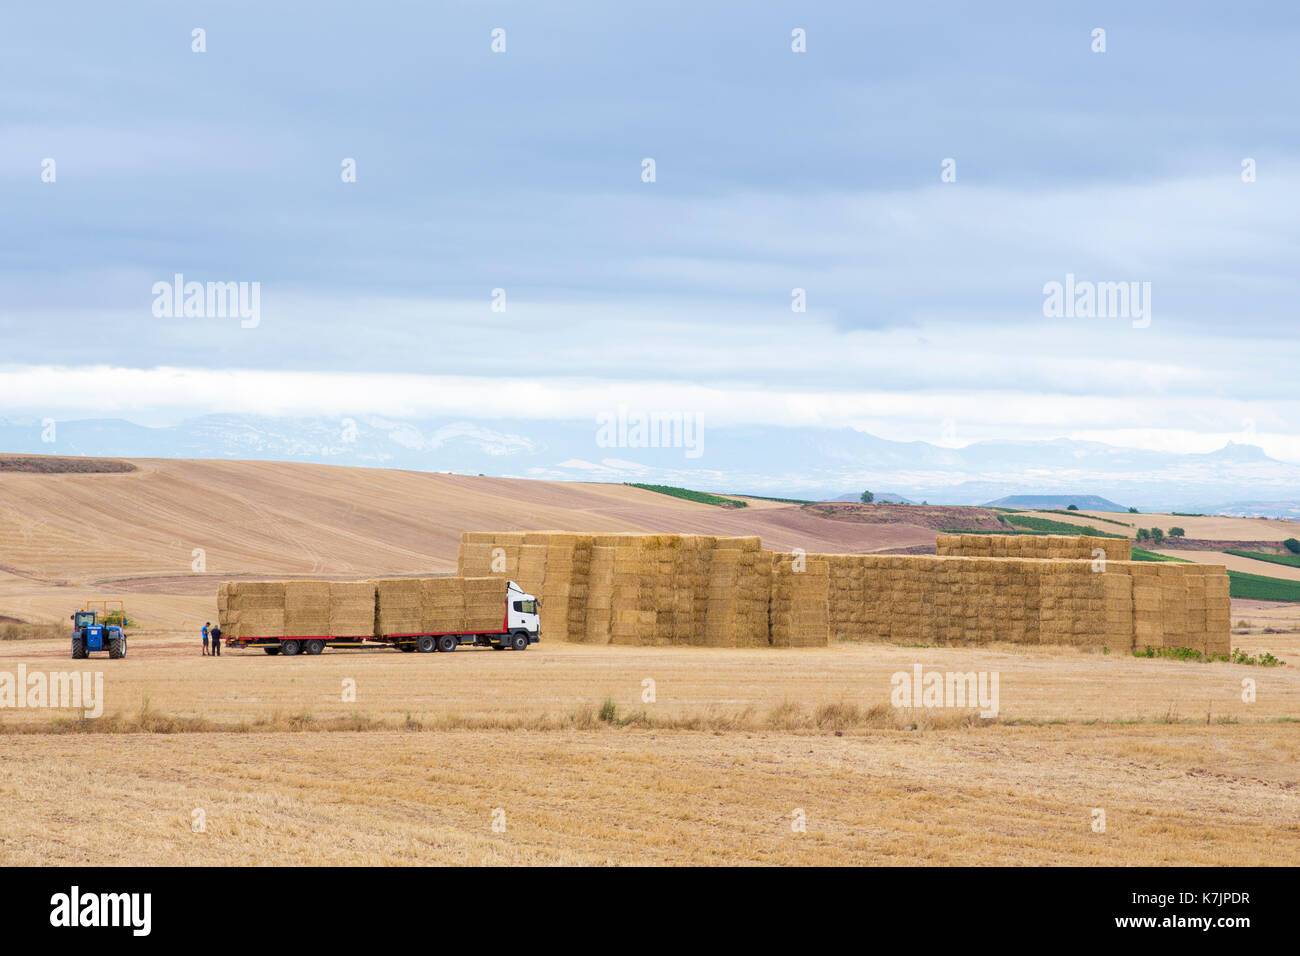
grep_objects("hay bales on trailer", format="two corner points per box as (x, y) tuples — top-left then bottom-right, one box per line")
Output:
(284, 581), (331, 636)
(328, 582), (376, 638)
(371, 578), (425, 637)
(218, 580), (286, 639)
(464, 577), (509, 632)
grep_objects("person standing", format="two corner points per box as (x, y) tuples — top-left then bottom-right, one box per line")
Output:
(202, 621), (210, 656)
(210, 624), (222, 656)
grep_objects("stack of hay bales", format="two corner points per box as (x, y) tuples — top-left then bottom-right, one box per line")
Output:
(1157, 563), (1189, 651)
(329, 582), (376, 639)
(769, 553), (829, 647)
(1036, 559), (1105, 647)
(610, 535), (653, 645)
(372, 578), (425, 636)
(1204, 567), (1231, 656)
(285, 581), (331, 636)
(1124, 563), (1165, 652)
(936, 533), (1131, 562)
(218, 581), (285, 639)
(703, 536), (770, 647)
(823, 554), (878, 642)
(463, 577), (509, 631)
(1100, 570), (1134, 653)
(458, 530), (775, 646)
(580, 533), (627, 644)
(457, 532), (527, 580)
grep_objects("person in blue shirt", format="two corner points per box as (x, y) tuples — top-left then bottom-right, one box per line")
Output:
(202, 622), (210, 656)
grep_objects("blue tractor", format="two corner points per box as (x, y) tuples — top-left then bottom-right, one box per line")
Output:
(71, 601), (127, 659)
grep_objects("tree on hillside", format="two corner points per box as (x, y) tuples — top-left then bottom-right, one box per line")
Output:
(1067, 504), (1079, 510)
(1128, 507), (1139, 513)
(1151, 527), (1165, 544)
(1136, 528), (1151, 542)
(1285, 538), (1300, 554)
(860, 491), (874, 503)
(1169, 527), (1186, 538)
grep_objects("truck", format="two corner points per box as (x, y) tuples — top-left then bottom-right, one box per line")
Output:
(222, 578), (540, 657)
(70, 600), (128, 659)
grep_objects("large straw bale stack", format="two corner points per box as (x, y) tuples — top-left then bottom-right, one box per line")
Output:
(770, 553), (830, 647)
(1101, 571), (1134, 653)
(1203, 566), (1231, 656)
(702, 536), (767, 647)
(1156, 564), (1189, 651)
(580, 534), (629, 644)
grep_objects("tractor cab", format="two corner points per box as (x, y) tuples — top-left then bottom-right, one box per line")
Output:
(73, 610), (97, 629)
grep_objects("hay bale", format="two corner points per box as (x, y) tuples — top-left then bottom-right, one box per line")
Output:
(329, 582), (375, 638)
(463, 577), (508, 632)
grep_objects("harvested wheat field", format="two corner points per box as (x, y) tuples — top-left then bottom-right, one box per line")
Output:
(0, 725), (1295, 866)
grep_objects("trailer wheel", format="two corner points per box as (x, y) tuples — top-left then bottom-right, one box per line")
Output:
(436, 634), (458, 653)
(281, 639), (302, 656)
(305, 639), (325, 656)
(511, 632), (530, 651)
(416, 635), (436, 653)
(263, 646), (281, 655)
(492, 643), (507, 650)
(396, 642), (416, 652)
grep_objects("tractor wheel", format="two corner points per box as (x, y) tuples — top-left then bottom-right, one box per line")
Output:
(511, 632), (530, 651)
(304, 639), (325, 656)
(416, 635), (436, 653)
(436, 634), (458, 653)
(71, 638), (85, 660)
(263, 646), (281, 655)
(109, 638), (125, 659)
(281, 639), (302, 656)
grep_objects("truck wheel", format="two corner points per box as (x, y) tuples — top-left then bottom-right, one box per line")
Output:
(511, 632), (530, 651)
(416, 635), (436, 653)
(305, 639), (325, 656)
(281, 640), (301, 656)
(263, 646), (281, 655)
(71, 638), (85, 660)
(436, 634), (458, 653)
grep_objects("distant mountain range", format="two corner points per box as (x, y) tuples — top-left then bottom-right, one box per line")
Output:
(983, 494), (1127, 512)
(3, 413), (1300, 518)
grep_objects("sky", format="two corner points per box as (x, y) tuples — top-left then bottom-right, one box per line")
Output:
(2, 1), (1299, 460)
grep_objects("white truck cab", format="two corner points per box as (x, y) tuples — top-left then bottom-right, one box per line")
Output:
(505, 581), (541, 646)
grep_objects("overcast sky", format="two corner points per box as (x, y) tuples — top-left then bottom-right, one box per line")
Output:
(2, 2), (1298, 459)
